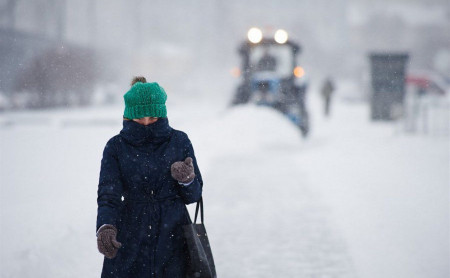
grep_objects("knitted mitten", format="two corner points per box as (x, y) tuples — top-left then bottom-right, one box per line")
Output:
(171, 157), (196, 184)
(97, 224), (122, 259)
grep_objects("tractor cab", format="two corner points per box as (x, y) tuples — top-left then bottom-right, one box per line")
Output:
(232, 28), (309, 137)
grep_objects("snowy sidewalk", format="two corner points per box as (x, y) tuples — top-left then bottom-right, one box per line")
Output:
(206, 151), (357, 278)
(189, 105), (357, 278)
(294, 96), (449, 278)
(1, 92), (448, 278)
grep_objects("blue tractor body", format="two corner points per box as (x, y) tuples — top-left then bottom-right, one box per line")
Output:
(232, 36), (310, 137)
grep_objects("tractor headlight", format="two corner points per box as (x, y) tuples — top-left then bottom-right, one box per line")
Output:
(274, 29), (288, 44)
(248, 28), (263, 44)
(294, 66), (305, 78)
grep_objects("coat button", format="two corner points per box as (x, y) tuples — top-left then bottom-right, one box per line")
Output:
(151, 190), (154, 195)
(149, 225), (152, 230)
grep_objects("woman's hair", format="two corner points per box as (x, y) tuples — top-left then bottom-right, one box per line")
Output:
(131, 76), (147, 86)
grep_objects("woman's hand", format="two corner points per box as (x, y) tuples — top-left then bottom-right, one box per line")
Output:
(171, 157), (196, 184)
(97, 224), (122, 259)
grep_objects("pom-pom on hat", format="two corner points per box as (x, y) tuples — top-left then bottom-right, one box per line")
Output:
(123, 77), (167, 119)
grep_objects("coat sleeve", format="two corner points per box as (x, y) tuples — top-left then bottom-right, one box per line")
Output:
(96, 137), (124, 234)
(177, 136), (203, 204)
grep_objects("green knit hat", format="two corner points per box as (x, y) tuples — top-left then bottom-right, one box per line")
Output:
(123, 82), (167, 119)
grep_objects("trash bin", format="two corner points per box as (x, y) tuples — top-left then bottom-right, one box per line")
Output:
(369, 53), (409, 120)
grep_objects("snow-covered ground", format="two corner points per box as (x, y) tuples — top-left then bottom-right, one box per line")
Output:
(1, 85), (448, 278)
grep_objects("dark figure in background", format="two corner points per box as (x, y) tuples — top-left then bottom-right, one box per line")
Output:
(257, 49), (277, 72)
(321, 77), (335, 117)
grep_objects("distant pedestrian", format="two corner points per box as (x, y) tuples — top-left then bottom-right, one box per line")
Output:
(96, 76), (203, 277)
(321, 77), (335, 117)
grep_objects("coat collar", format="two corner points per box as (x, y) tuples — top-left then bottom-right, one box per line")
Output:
(120, 118), (173, 146)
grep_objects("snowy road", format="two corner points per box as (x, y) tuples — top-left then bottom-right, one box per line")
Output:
(198, 106), (356, 277)
(1, 89), (448, 278)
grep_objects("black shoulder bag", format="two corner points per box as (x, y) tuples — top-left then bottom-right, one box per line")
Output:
(183, 198), (217, 278)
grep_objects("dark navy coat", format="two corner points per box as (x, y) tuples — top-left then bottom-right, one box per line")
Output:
(96, 118), (203, 278)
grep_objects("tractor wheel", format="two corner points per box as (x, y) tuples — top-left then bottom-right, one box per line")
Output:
(232, 85), (251, 105)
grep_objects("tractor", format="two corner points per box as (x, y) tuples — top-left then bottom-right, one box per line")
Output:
(231, 28), (309, 137)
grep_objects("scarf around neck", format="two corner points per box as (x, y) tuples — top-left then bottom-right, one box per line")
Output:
(119, 118), (173, 146)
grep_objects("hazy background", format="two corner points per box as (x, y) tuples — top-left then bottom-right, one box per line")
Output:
(0, 0), (449, 107)
(0, 1), (449, 278)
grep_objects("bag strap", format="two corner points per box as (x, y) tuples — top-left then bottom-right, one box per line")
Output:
(193, 197), (204, 224)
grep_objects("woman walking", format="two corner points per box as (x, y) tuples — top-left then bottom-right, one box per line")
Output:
(96, 77), (203, 278)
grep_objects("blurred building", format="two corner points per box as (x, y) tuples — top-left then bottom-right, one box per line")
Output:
(0, 0), (448, 109)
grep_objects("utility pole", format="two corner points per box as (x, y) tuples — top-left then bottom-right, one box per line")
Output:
(56, 0), (66, 42)
(88, 0), (97, 47)
(0, 0), (18, 29)
(133, 0), (143, 49)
